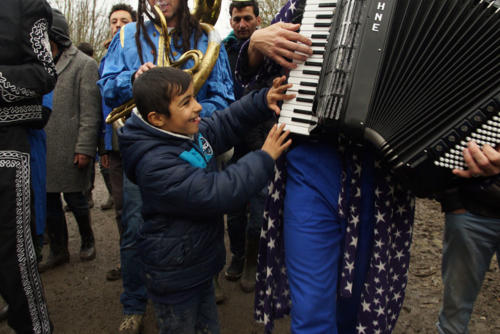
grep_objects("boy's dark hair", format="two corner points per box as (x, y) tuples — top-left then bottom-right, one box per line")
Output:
(229, 0), (259, 17)
(77, 42), (94, 57)
(133, 67), (192, 121)
(109, 3), (137, 21)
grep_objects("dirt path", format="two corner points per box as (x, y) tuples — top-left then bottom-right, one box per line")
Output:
(1, 166), (499, 333)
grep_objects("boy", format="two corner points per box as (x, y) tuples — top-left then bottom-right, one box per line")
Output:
(118, 66), (293, 333)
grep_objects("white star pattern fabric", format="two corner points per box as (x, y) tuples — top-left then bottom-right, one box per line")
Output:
(240, 1), (417, 333)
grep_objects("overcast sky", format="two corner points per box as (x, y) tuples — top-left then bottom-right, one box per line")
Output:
(103, 0), (232, 38)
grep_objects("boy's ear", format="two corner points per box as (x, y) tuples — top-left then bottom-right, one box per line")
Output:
(147, 111), (167, 127)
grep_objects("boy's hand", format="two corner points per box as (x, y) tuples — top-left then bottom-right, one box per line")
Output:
(267, 75), (295, 115)
(134, 62), (156, 79)
(261, 123), (292, 161)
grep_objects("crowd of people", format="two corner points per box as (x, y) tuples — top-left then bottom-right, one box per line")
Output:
(0, 0), (499, 333)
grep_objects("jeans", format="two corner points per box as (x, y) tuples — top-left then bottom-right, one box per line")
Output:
(120, 174), (148, 314)
(226, 187), (267, 257)
(153, 283), (220, 334)
(437, 212), (500, 334)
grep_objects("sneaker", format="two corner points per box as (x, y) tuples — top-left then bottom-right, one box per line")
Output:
(100, 196), (114, 210)
(224, 255), (244, 281)
(106, 266), (121, 281)
(119, 314), (143, 334)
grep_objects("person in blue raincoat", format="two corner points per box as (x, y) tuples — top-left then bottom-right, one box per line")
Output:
(97, 0), (234, 332)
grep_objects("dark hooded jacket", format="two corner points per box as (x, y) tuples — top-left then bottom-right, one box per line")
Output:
(118, 88), (276, 302)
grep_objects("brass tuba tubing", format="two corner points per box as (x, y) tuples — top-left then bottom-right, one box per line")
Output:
(105, 1), (221, 126)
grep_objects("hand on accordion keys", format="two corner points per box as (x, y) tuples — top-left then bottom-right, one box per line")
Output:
(453, 142), (500, 178)
(266, 75), (295, 115)
(248, 22), (313, 70)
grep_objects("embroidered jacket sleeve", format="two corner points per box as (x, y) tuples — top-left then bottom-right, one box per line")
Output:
(0, 0), (56, 104)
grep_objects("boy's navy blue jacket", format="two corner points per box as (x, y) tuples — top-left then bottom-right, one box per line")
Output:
(118, 89), (276, 303)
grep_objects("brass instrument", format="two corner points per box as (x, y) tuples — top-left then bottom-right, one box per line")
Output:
(106, 0), (222, 127)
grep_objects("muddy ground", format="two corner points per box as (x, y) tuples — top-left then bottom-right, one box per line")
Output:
(1, 165), (499, 334)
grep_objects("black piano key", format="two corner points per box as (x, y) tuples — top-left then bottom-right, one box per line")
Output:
(305, 61), (322, 67)
(293, 108), (314, 115)
(314, 22), (331, 28)
(311, 34), (328, 39)
(300, 81), (318, 87)
(303, 70), (321, 76)
(318, 3), (336, 7)
(291, 117), (317, 125)
(316, 14), (334, 19)
(313, 50), (325, 55)
(298, 89), (316, 96)
(297, 97), (314, 103)
(311, 42), (327, 47)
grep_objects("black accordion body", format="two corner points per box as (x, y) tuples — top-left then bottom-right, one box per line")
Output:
(280, 0), (500, 196)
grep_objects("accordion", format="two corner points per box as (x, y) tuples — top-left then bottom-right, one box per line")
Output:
(279, 0), (500, 196)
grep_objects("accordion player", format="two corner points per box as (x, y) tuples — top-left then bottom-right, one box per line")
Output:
(279, 0), (500, 196)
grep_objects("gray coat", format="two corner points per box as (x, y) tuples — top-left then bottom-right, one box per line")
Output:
(46, 45), (101, 193)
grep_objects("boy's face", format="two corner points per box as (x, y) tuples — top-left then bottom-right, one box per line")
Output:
(155, 82), (202, 136)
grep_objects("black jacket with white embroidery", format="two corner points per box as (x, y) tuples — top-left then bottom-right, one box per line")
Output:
(0, 0), (57, 128)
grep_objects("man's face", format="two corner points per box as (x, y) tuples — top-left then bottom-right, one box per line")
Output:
(230, 6), (261, 40)
(109, 10), (133, 36)
(148, 0), (180, 27)
(158, 82), (202, 136)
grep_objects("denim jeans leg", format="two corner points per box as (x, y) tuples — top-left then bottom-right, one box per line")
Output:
(120, 174), (148, 314)
(153, 283), (220, 334)
(437, 212), (500, 334)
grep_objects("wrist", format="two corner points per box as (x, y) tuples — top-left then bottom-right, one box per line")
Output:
(248, 40), (264, 68)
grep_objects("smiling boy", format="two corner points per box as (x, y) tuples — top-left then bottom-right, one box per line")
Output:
(118, 66), (292, 333)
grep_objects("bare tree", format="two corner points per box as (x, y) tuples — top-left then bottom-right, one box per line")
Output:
(257, 0), (289, 27)
(48, 0), (110, 61)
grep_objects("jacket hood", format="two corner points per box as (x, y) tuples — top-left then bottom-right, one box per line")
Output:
(118, 109), (193, 183)
(49, 8), (72, 48)
(223, 30), (238, 44)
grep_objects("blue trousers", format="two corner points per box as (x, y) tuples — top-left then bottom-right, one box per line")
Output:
(120, 174), (148, 314)
(283, 142), (374, 334)
(153, 282), (219, 334)
(437, 212), (500, 334)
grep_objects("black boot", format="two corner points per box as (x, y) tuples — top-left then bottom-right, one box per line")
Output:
(74, 212), (96, 261)
(224, 255), (245, 281)
(39, 210), (70, 273)
(240, 236), (259, 293)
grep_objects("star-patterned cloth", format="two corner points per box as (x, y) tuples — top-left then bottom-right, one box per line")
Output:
(236, 1), (417, 333)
